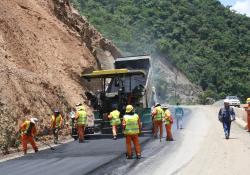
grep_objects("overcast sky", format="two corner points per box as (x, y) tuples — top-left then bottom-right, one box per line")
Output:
(219, 0), (250, 17)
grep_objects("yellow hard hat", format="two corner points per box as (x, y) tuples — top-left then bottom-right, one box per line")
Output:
(247, 98), (250, 104)
(126, 105), (134, 113)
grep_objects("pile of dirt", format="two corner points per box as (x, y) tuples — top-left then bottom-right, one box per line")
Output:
(0, 0), (120, 154)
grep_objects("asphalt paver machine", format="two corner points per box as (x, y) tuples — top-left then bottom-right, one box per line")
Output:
(82, 55), (155, 135)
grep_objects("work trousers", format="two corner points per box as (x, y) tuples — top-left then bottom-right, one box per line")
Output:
(77, 124), (85, 142)
(222, 121), (231, 138)
(154, 120), (163, 139)
(52, 128), (60, 143)
(125, 134), (141, 157)
(165, 124), (173, 140)
(248, 114), (250, 132)
(112, 125), (118, 137)
(22, 135), (38, 154)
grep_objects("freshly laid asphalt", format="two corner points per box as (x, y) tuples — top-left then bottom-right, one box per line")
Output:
(0, 107), (190, 175)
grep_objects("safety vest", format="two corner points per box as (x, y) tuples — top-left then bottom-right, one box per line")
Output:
(77, 109), (87, 125)
(110, 110), (121, 126)
(154, 106), (164, 121)
(21, 121), (34, 136)
(51, 115), (62, 128)
(124, 114), (139, 135)
(164, 110), (173, 125)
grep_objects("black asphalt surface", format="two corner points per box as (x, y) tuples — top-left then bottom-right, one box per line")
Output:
(0, 107), (190, 175)
(0, 135), (150, 175)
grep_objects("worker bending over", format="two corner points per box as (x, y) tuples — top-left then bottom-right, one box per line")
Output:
(20, 117), (39, 154)
(123, 105), (141, 159)
(51, 109), (63, 144)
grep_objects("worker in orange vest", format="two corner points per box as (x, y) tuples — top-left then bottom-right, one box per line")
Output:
(19, 117), (39, 154)
(162, 105), (174, 141)
(75, 103), (87, 143)
(123, 105), (141, 159)
(50, 109), (63, 144)
(152, 103), (164, 141)
(244, 98), (250, 132)
(108, 105), (121, 140)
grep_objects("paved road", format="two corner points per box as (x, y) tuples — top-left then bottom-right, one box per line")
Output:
(86, 106), (250, 175)
(0, 133), (150, 175)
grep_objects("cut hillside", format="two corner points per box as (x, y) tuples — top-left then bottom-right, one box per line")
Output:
(0, 0), (120, 154)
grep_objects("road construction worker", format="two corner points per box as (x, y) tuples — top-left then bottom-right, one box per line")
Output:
(152, 103), (164, 141)
(19, 117), (39, 154)
(75, 103), (87, 143)
(108, 105), (121, 140)
(123, 105), (141, 159)
(175, 103), (184, 129)
(162, 105), (174, 141)
(50, 109), (63, 144)
(218, 99), (235, 139)
(244, 98), (250, 132)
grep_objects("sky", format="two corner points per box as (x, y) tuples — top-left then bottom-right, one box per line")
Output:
(219, 0), (250, 17)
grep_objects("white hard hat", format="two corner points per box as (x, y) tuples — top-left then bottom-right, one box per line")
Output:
(30, 117), (38, 124)
(224, 99), (230, 103)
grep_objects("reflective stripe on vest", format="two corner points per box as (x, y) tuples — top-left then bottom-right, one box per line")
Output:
(124, 114), (139, 135)
(52, 115), (62, 128)
(164, 110), (171, 124)
(154, 106), (163, 121)
(110, 110), (121, 126)
(21, 121), (31, 135)
(77, 110), (87, 125)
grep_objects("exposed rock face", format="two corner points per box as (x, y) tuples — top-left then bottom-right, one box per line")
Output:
(0, 0), (120, 153)
(153, 56), (202, 104)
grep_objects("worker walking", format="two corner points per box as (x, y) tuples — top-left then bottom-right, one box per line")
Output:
(175, 103), (184, 129)
(162, 105), (174, 141)
(108, 105), (121, 140)
(152, 103), (164, 141)
(123, 105), (141, 159)
(218, 99), (235, 139)
(75, 103), (87, 143)
(50, 109), (63, 144)
(19, 117), (39, 154)
(244, 98), (250, 132)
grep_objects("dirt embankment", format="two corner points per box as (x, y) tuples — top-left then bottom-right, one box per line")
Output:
(0, 0), (120, 154)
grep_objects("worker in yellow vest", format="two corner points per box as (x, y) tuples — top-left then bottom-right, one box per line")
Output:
(162, 105), (174, 141)
(20, 117), (39, 154)
(122, 105), (141, 159)
(50, 109), (63, 144)
(75, 103), (87, 143)
(152, 103), (164, 141)
(108, 105), (121, 140)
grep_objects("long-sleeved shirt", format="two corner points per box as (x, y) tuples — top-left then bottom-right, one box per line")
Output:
(218, 106), (235, 122)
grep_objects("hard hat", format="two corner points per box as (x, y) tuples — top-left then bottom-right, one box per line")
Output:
(224, 99), (230, 103)
(154, 103), (161, 107)
(76, 105), (85, 111)
(30, 117), (38, 124)
(76, 103), (82, 107)
(247, 98), (250, 104)
(54, 109), (59, 113)
(161, 104), (169, 109)
(126, 105), (134, 113)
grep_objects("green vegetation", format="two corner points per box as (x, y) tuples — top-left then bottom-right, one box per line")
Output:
(70, 0), (250, 101)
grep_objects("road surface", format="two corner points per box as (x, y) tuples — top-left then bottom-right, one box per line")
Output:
(1, 106), (250, 175)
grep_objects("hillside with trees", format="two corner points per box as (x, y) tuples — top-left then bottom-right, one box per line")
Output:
(70, 0), (250, 102)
